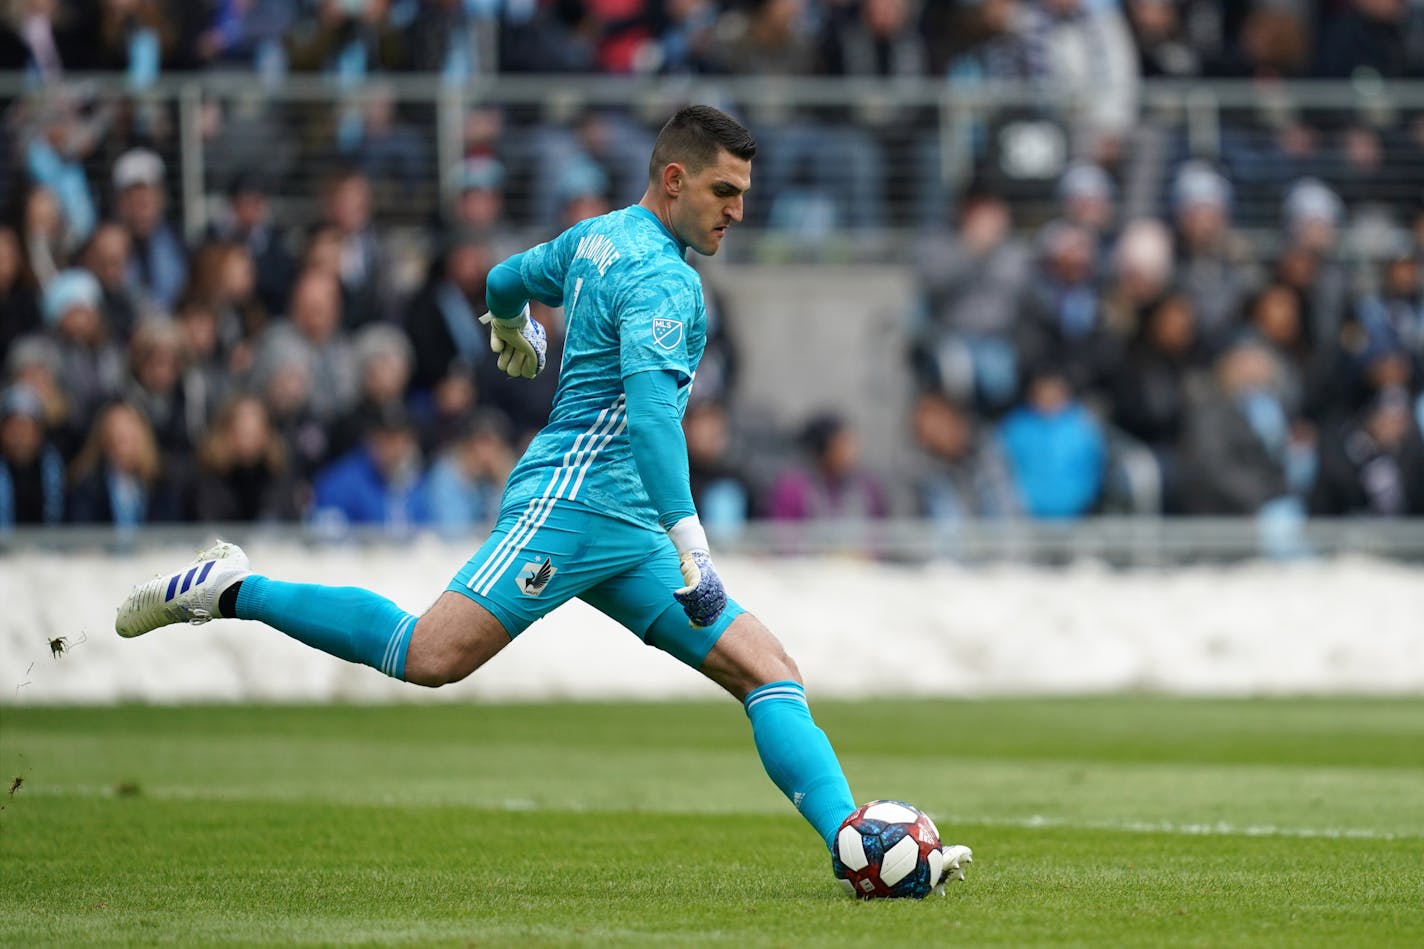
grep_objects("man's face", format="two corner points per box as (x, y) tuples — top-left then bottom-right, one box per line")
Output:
(117, 183), (163, 236)
(1, 414), (43, 465)
(668, 149), (751, 257)
(85, 225), (130, 289)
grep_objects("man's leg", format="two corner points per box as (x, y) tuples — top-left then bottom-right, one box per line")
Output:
(116, 541), (512, 686)
(234, 581), (510, 687)
(699, 613), (857, 851)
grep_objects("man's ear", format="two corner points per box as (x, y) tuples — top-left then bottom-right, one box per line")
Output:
(662, 161), (685, 197)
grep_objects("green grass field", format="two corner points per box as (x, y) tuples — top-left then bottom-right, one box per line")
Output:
(2, 698), (1422, 947)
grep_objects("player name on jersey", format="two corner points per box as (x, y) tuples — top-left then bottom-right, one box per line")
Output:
(574, 233), (622, 276)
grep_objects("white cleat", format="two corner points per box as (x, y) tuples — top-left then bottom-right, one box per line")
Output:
(115, 541), (251, 638)
(937, 845), (973, 890)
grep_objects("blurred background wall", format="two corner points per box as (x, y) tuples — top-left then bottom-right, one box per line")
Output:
(2, 1), (1423, 702)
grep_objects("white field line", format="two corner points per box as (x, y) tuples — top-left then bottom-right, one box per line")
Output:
(13, 784), (1418, 842)
(942, 813), (1418, 841)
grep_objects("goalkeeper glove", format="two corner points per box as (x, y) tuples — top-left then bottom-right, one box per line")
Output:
(479, 304), (547, 379)
(668, 516), (727, 628)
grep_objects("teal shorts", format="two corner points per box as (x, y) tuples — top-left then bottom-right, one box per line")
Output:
(446, 499), (744, 670)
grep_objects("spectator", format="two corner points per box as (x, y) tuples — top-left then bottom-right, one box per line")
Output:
(403, 228), (490, 394)
(67, 399), (184, 523)
(207, 171), (295, 317)
(285, 0), (408, 75)
(0, 382), (65, 528)
(311, 404), (429, 531)
(1055, 162), (1118, 260)
(1179, 336), (1297, 515)
(193, 0), (295, 70)
(1110, 291), (1200, 512)
(649, 0), (721, 75)
(343, 82), (431, 199)
(318, 166), (393, 327)
(443, 156), (518, 256)
(1125, 0), (1202, 79)
(0, 0), (70, 82)
(78, 221), (141, 343)
(173, 297), (231, 424)
(182, 239), (270, 359)
(0, 224), (42, 353)
(20, 102), (99, 245)
(998, 363), (1107, 518)
(935, 0), (1043, 81)
(1170, 161), (1260, 353)
(1356, 244), (1424, 366)
(1278, 178), (1349, 347)
(193, 393), (301, 523)
(328, 322), (414, 460)
(498, 0), (599, 73)
(249, 331), (328, 480)
(408, 0), (498, 78)
(554, 155), (611, 230)
(1310, 387), (1424, 516)
(912, 188), (1030, 411)
(43, 267), (124, 433)
(1100, 218), (1174, 337)
(1026, 0), (1140, 164)
(256, 268), (358, 423)
(62, 0), (172, 81)
(909, 391), (1020, 521)
(4, 334), (73, 454)
(122, 316), (207, 470)
(1018, 220), (1114, 396)
(1225, 6), (1311, 78)
(1316, 0), (1412, 79)
(11, 182), (69, 286)
(684, 399), (756, 531)
(424, 409), (514, 538)
(112, 148), (187, 309)
(472, 301), (565, 445)
(1247, 284), (1327, 421)
(690, 269), (741, 406)
(768, 413), (890, 520)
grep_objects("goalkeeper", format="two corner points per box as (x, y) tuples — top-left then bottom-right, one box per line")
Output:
(116, 105), (969, 886)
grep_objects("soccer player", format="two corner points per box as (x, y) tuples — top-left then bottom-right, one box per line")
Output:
(116, 105), (971, 891)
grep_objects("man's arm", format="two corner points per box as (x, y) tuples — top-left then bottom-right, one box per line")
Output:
(480, 252), (547, 379)
(624, 369), (726, 628)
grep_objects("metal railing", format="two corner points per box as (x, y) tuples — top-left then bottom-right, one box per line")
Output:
(6, 73), (1424, 260)
(4, 518), (1422, 566)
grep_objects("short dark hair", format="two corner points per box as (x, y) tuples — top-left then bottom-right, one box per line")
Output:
(648, 105), (757, 181)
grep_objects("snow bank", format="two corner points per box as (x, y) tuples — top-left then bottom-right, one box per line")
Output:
(2, 541), (1420, 703)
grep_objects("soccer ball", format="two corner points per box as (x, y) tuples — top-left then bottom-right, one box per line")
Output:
(831, 800), (945, 900)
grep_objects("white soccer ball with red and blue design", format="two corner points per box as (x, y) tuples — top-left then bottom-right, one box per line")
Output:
(831, 800), (945, 899)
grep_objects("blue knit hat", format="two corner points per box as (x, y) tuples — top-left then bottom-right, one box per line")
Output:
(41, 269), (102, 325)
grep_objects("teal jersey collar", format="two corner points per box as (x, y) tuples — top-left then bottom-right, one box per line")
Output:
(628, 204), (688, 257)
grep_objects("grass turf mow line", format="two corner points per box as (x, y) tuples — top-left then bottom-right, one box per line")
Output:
(12, 782), (1419, 842)
(2, 698), (1422, 947)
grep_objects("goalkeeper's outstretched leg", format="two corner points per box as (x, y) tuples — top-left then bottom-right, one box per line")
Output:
(695, 613), (859, 850)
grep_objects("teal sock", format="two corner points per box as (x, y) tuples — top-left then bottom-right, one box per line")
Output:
(234, 575), (417, 681)
(744, 680), (857, 850)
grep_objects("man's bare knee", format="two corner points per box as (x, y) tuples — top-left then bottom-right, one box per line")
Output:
(701, 613), (801, 700)
(402, 592), (510, 688)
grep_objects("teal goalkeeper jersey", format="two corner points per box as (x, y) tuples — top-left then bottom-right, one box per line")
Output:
(498, 205), (707, 531)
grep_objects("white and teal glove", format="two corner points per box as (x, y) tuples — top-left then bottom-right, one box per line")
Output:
(668, 517), (727, 628)
(479, 304), (547, 379)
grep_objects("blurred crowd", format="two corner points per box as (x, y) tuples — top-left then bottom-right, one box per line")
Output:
(2, 0), (1424, 538)
(4, 0), (1423, 81)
